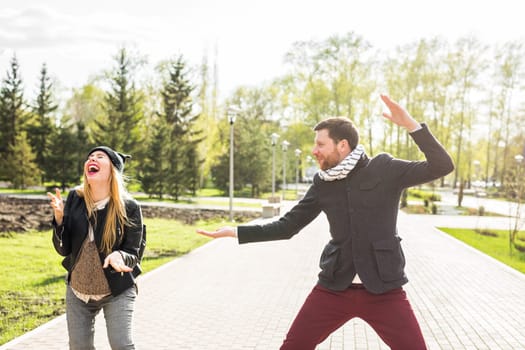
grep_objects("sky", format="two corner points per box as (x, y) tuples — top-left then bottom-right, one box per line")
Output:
(0, 0), (523, 102)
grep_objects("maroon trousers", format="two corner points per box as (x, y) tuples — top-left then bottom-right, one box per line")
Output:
(281, 284), (427, 350)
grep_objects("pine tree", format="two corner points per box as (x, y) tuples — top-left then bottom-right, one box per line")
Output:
(27, 63), (58, 184)
(0, 54), (26, 181)
(140, 117), (170, 198)
(92, 47), (144, 171)
(45, 120), (87, 190)
(158, 56), (203, 200)
(5, 132), (40, 189)
(210, 114), (271, 197)
(210, 87), (275, 197)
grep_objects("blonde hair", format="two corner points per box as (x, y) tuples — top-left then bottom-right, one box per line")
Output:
(77, 166), (131, 255)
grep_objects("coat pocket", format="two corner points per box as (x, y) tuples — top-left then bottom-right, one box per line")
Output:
(372, 236), (405, 282)
(319, 242), (340, 281)
(358, 177), (384, 208)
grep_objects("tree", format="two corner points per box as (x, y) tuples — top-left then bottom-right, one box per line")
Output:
(490, 41), (525, 187)
(505, 152), (525, 254)
(148, 56), (202, 200)
(283, 32), (375, 127)
(284, 38), (331, 125)
(92, 47), (145, 174)
(0, 54), (26, 181)
(64, 84), (106, 131)
(27, 63), (58, 184)
(210, 86), (276, 197)
(384, 39), (432, 159)
(140, 116), (170, 198)
(5, 132), (40, 189)
(228, 114), (271, 196)
(45, 119), (88, 190)
(195, 50), (221, 188)
(446, 36), (487, 190)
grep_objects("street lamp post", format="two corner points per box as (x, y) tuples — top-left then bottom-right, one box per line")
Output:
(515, 154), (524, 195)
(271, 133), (279, 199)
(282, 140), (290, 200)
(305, 155), (314, 183)
(294, 149), (302, 198)
(510, 154), (525, 252)
(228, 109), (237, 222)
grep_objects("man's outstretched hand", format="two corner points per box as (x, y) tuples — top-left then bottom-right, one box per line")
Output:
(196, 226), (237, 239)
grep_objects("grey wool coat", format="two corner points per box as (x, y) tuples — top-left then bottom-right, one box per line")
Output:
(238, 124), (454, 294)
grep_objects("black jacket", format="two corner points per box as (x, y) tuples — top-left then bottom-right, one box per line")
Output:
(238, 124), (454, 294)
(52, 190), (144, 296)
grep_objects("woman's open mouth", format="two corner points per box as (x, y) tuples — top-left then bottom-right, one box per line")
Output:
(87, 163), (100, 175)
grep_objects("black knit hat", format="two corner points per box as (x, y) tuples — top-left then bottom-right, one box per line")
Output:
(88, 146), (131, 173)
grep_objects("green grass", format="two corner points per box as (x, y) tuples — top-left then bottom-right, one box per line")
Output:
(133, 196), (264, 208)
(0, 231), (68, 345)
(196, 188), (223, 197)
(438, 227), (525, 274)
(402, 203), (503, 216)
(0, 217), (227, 346)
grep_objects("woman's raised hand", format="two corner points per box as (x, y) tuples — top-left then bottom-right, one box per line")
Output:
(46, 188), (64, 225)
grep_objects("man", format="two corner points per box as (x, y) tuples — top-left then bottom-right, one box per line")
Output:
(197, 94), (454, 350)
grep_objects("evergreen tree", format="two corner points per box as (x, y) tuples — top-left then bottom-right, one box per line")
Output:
(45, 120), (87, 190)
(210, 113), (272, 197)
(210, 87), (275, 197)
(158, 56), (203, 200)
(27, 63), (58, 184)
(184, 145), (200, 195)
(74, 122), (91, 177)
(0, 54), (26, 180)
(92, 47), (144, 173)
(140, 116), (170, 198)
(5, 132), (40, 189)
(235, 117), (272, 196)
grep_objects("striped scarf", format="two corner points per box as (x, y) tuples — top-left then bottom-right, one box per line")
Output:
(318, 144), (365, 181)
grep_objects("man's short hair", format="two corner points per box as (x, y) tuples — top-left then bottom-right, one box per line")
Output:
(313, 117), (359, 150)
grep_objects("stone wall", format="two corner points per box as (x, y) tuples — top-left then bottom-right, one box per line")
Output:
(0, 195), (260, 233)
(0, 196), (54, 232)
(140, 203), (260, 224)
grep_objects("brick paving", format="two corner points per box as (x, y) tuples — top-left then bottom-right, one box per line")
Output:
(2, 207), (525, 349)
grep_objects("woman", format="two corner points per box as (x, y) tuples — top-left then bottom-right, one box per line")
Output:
(47, 146), (143, 350)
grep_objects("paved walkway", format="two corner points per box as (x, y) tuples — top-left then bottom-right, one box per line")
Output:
(2, 206), (525, 349)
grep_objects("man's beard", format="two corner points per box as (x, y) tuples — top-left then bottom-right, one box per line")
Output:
(319, 150), (341, 170)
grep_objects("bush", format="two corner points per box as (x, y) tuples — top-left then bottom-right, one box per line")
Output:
(478, 206), (485, 216)
(408, 189), (441, 202)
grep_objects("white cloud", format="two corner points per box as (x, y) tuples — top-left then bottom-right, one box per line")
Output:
(0, 0), (524, 102)
(0, 7), (77, 48)
(0, 6), (156, 49)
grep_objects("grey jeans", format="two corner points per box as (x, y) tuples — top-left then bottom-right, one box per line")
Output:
(66, 285), (137, 350)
